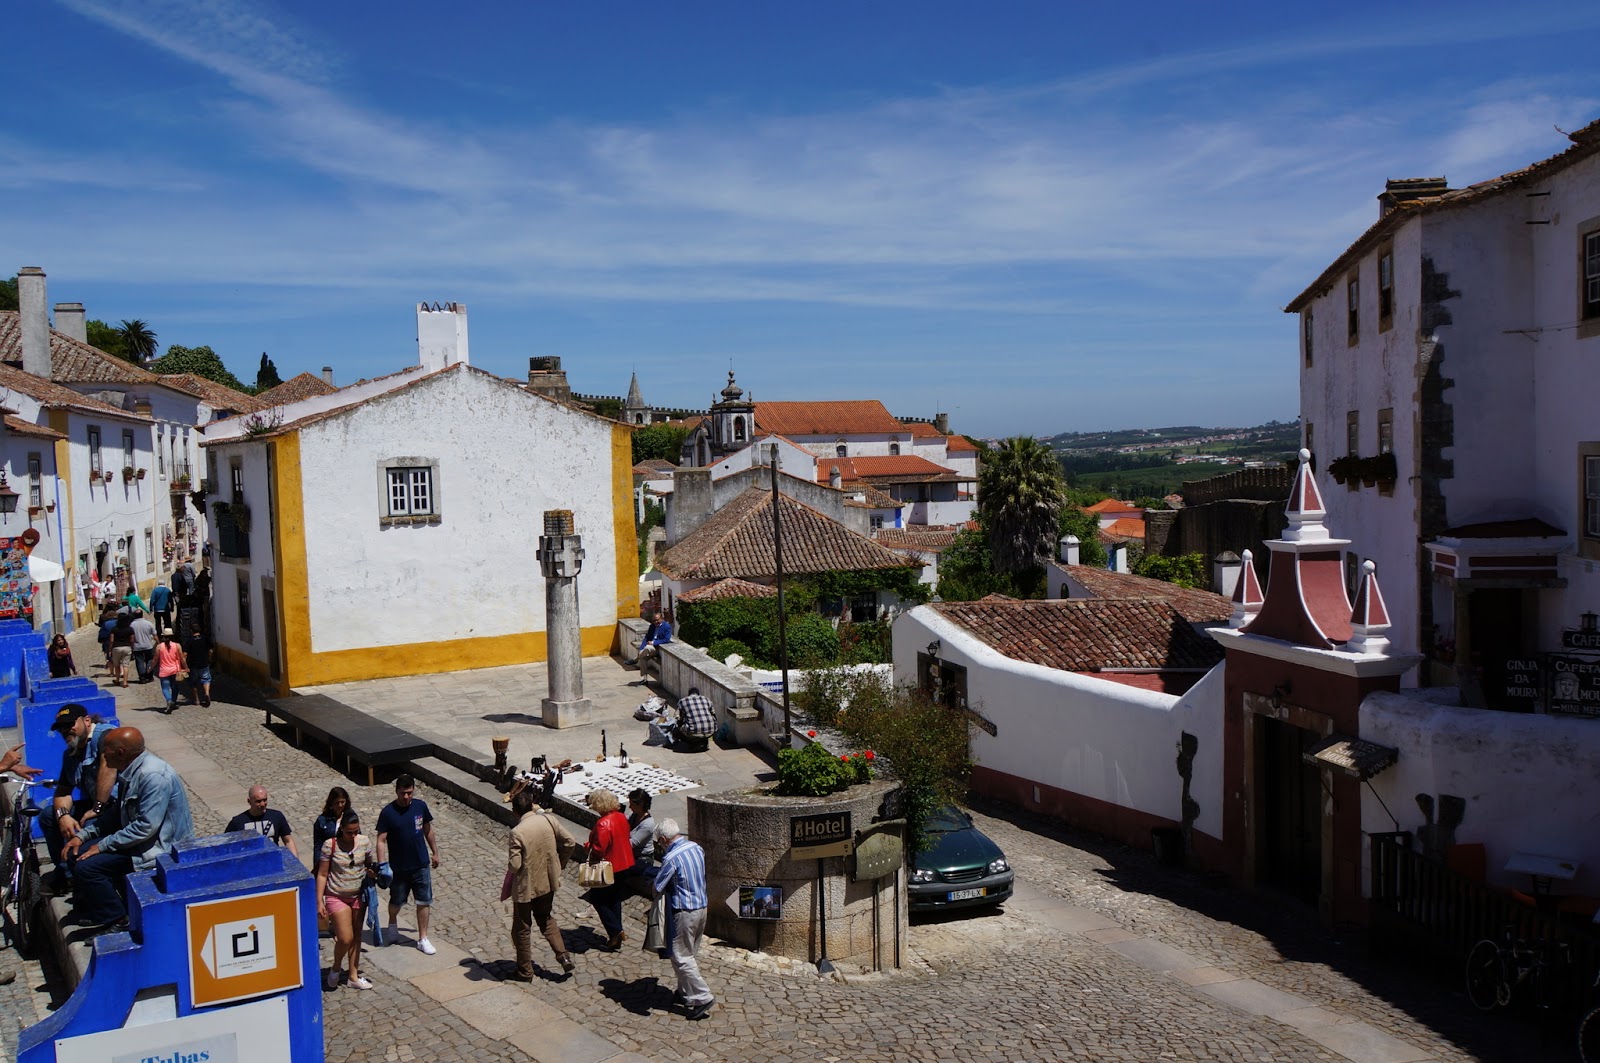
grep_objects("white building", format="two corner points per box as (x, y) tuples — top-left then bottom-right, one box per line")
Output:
(1288, 121), (1600, 706)
(199, 303), (637, 693)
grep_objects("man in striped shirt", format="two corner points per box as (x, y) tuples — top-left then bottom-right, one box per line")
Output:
(652, 818), (714, 1020)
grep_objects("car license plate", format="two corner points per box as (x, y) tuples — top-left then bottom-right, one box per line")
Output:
(947, 887), (987, 901)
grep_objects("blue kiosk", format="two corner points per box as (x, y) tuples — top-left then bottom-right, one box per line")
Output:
(19, 832), (323, 1063)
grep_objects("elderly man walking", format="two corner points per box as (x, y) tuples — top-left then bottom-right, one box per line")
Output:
(506, 785), (578, 979)
(653, 818), (714, 1021)
(64, 727), (195, 932)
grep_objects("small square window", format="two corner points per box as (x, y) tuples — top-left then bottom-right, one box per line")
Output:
(379, 459), (440, 525)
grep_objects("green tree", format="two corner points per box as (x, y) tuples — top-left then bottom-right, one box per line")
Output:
(1057, 503), (1107, 569)
(147, 345), (250, 392)
(935, 526), (1022, 601)
(1132, 552), (1209, 589)
(0, 276), (17, 312)
(631, 423), (688, 465)
(255, 352), (282, 391)
(587, 396), (624, 420)
(977, 436), (1067, 577)
(85, 319), (128, 360)
(116, 319), (158, 363)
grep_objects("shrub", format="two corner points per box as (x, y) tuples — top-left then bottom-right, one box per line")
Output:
(775, 741), (856, 796)
(707, 637), (752, 665)
(837, 620), (891, 664)
(756, 611), (839, 668)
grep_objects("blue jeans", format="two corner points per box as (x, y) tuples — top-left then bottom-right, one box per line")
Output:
(74, 851), (135, 924)
(159, 674), (180, 704)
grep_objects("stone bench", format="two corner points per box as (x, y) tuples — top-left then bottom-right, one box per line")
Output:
(265, 693), (435, 786)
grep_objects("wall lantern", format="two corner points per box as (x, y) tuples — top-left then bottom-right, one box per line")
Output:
(1583, 611), (1599, 634)
(926, 639), (941, 658)
(0, 472), (18, 520)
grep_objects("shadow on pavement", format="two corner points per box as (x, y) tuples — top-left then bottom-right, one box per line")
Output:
(596, 974), (672, 1016)
(971, 794), (1539, 1063)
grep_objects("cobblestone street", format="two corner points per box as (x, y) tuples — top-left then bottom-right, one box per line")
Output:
(1, 640), (1540, 1062)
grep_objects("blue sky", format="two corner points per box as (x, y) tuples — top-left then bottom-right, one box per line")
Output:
(6, 2), (1598, 437)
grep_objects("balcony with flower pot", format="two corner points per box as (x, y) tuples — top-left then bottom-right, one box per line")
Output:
(1326, 453), (1398, 493)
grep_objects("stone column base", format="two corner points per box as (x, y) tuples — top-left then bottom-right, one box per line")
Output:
(541, 697), (593, 728)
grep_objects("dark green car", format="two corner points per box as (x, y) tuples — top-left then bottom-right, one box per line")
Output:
(908, 806), (1014, 912)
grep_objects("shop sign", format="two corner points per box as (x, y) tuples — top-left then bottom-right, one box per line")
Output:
(1548, 655), (1600, 717)
(790, 811), (852, 859)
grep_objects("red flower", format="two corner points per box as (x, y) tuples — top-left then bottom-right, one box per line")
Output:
(864, 750), (875, 760)
(840, 755), (849, 762)
(807, 730), (817, 738)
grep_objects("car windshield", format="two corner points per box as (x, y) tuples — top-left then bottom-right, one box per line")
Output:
(924, 806), (972, 833)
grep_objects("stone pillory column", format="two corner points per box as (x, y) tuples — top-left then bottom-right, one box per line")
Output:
(537, 509), (593, 728)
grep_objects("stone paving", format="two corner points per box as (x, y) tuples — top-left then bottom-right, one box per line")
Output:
(0, 630), (1544, 1062)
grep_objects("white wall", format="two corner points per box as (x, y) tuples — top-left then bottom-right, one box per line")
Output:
(294, 369), (621, 652)
(206, 440), (276, 672)
(905, 498), (975, 526)
(893, 606), (1224, 839)
(1362, 688), (1600, 895)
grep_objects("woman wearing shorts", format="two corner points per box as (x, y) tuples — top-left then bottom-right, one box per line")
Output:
(317, 810), (375, 990)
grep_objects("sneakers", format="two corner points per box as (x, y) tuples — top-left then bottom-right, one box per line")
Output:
(416, 937), (436, 956)
(324, 968), (339, 990)
(349, 976), (374, 990)
(685, 1001), (714, 1021)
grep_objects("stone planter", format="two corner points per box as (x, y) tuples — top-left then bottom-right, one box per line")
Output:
(688, 780), (906, 973)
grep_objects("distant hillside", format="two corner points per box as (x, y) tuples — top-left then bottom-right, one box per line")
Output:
(1043, 420), (1300, 499)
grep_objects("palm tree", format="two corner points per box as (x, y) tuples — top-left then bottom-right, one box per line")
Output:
(116, 319), (158, 363)
(977, 436), (1067, 576)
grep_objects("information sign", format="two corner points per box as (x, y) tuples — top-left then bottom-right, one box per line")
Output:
(56, 994), (291, 1063)
(187, 887), (303, 1008)
(790, 811), (852, 859)
(738, 885), (784, 920)
(851, 821), (904, 881)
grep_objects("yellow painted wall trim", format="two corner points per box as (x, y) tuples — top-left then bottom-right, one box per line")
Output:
(284, 623), (616, 688)
(270, 432), (312, 690)
(217, 644), (274, 690)
(612, 422), (640, 650)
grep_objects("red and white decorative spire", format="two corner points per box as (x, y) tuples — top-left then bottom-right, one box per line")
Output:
(1345, 559), (1393, 654)
(1283, 448), (1329, 542)
(1239, 449), (1353, 647)
(1229, 549), (1264, 628)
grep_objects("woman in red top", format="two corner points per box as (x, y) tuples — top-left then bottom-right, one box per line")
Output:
(153, 630), (188, 716)
(582, 789), (636, 949)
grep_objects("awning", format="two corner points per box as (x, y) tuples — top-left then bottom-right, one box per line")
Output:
(1303, 734), (1398, 780)
(27, 555), (65, 584)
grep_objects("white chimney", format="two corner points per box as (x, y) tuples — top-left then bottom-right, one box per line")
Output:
(1212, 550), (1243, 598)
(1058, 534), (1080, 565)
(54, 302), (86, 343)
(417, 302), (469, 372)
(829, 465), (842, 489)
(17, 267), (50, 378)
(321, 366), (334, 385)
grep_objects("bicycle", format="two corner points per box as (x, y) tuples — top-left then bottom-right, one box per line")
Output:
(1464, 926), (1570, 1015)
(1577, 965), (1600, 1062)
(1, 773), (49, 958)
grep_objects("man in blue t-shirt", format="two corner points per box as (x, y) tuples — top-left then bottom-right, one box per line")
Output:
(225, 786), (300, 860)
(376, 774), (440, 955)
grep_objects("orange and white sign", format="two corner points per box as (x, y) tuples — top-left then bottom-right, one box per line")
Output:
(187, 887), (303, 1007)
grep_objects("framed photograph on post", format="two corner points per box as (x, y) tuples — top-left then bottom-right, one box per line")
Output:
(738, 885), (783, 921)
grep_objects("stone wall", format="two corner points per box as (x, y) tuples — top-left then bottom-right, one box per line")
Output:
(689, 781), (906, 972)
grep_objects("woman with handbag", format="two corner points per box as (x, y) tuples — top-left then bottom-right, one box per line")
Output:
(153, 630), (188, 715)
(581, 789), (636, 950)
(317, 810), (376, 991)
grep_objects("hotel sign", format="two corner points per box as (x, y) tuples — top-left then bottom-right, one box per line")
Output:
(790, 811), (852, 859)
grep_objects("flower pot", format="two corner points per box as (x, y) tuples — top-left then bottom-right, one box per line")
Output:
(137, 469), (146, 480)
(1361, 477), (1377, 488)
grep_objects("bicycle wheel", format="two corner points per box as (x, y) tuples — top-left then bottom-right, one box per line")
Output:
(12, 845), (41, 958)
(1580, 1006), (1600, 1063)
(1466, 939), (1507, 1012)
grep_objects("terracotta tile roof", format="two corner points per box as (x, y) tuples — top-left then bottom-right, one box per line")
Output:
(873, 527), (959, 552)
(753, 400), (907, 436)
(0, 311), (161, 385)
(821, 454), (961, 484)
(158, 373), (266, 414)
(255, 372), (337, 406)
(1050, 564), (1233, 624)
(1440, 518), (1566, 539)
(0, 364), (150, 420)
(932, 598), (1224, 673)
(1101, 517), (1146, 539)
(656, 487), (921, 581)
(1286, 119), (1600, 312)
(1086, 499), (1141, 515)
(946, 436), (978, 452)
(904, 421), (941, 437)
(842, 485), (902, 509)
(3, 415), (65, 440)
(675, 577), (779, 603)
(633, 459), (677, 475)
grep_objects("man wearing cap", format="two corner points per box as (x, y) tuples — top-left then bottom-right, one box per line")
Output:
(64, 727), (195, 932)
(44, 705), (117, 892)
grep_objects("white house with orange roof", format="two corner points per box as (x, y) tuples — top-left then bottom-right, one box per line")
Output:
(199, 302), (636, 694)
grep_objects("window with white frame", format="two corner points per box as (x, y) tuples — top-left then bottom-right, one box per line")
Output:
(1585, 229), (1600, 321)
(27, 453), (41, 508)
(87, 426), (102, 477)
(379, 458), (440, 524)
(156, 425), (166, 477)
(1378, 408), (1393, 455)
(122, 429), (135, 472)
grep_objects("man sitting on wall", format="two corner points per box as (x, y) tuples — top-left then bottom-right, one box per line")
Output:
(637, 612), (673, 667)
(64, 727), (196, 933)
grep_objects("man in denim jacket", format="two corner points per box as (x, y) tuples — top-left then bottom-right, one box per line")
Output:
(64, 727), (195, 932)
